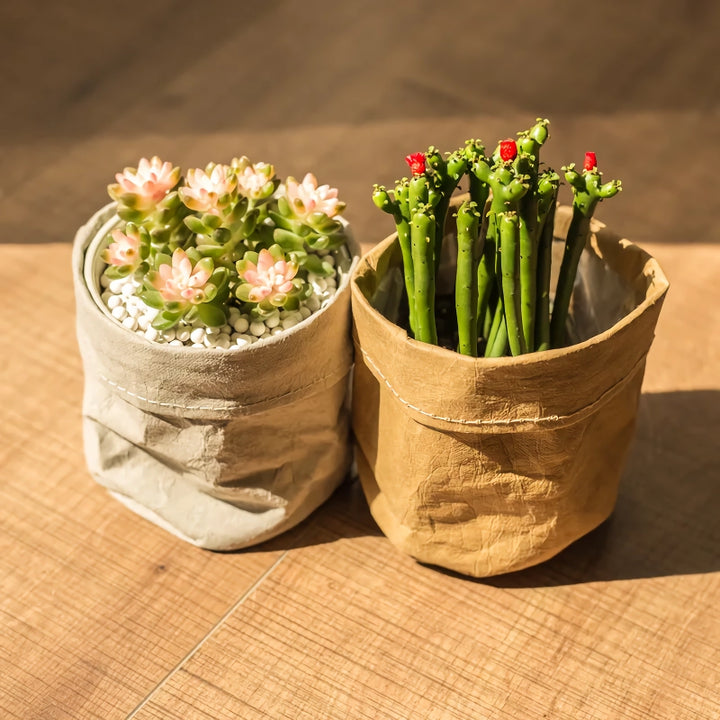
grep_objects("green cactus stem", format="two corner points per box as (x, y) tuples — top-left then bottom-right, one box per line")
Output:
(534, 172), (560, 352)
(472, 147), (528, 352)
(426, 147), (467, 274)
(476, 222), (497, 347)
(454, 200), (482, 356)
(514, 120), (550, 353)
(484, 295), (509, 357)
(550, 155), (622, 347)
(487, 311), (509, 357)
(482, 284), (497, 341)
(372, 182), (416, 335)
(517, 205), (537, 353)
(410, 205), (438, 345)
(498, 211), (525, 356)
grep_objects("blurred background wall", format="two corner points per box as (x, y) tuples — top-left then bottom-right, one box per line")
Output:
(1, 0), (718, 248)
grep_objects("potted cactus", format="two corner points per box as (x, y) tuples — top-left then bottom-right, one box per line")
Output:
(352, 119), (669, 578)
(73, 155), (358, 550)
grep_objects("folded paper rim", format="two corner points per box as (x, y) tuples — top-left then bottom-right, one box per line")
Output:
(351, 203), (669, 431)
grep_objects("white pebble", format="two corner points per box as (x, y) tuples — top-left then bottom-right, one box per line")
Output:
(306, 295), (321, 312)
(215, 333), (231, 349)
(144, 307), (159, 321)
(264, 314), (280, 329)
(249, 320), (266, 337)
(206, 325), (222, 336)
(312, 278), (328, 292)
(111, 305), (127, 321)
(100, 274), (111, 289)
(127, 304), (140, 318)
(108, 278), (125, 294)
(169, 339), (184, 346)
(326, 276), (337, 288)
(271, 327), (284, 336)
(101, 290), (112, 303)
(299, 306), (312, 319)
(137, 315), (150, 331)
(281, 316), (299, 330)
(235, 335), (251, 347)
(144, 327), (159, 342)
(191, 342), (205, 349)
(176, 327), (191, 342)
(190, 327), (206, 344)
(121, 316), (137, 331)
(228, 306), (241, 321)
(107, 295), (123, 310)
(221, 324), (233, 335)
(121, 283), (135, 297)
(233, 316), (249, 333)
(162, 328), (176, 341)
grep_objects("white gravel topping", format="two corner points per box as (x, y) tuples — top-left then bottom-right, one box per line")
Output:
(100, 256), (346, 350)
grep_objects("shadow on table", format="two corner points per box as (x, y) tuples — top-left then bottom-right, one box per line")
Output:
(481, 389), (720, 587)
(248, 476), (383, 554)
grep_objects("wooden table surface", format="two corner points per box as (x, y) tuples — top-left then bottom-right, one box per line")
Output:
(1, 2), (719, 718)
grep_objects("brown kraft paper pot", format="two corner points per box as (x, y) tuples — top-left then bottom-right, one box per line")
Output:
(351, 205), (669, 578)
(73, 204), (358, 551)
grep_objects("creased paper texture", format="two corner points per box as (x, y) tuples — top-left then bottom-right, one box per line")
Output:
(74, 205), (357, 550)
(351, 205), (669, 577)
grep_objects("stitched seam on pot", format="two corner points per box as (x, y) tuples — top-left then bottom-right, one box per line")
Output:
(98, 367), (349, 412)
(358, 348), (647, 427)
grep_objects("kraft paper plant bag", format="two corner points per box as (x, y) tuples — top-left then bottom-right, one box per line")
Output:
(351, 206), (669, 578)
(74, 204), (358, 550)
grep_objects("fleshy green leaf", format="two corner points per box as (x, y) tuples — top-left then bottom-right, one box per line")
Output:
(139, 290), (164, 309)
(235, 283), (255, 303)
(151, 310), (183, 330)
(273, 228), (306, 252)
(196, 302), (226, 327)
(184, 215), (208, 235)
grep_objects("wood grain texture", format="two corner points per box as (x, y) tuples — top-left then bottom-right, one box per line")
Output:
(0, 244), (289, 719)
(1, 1), (719, 717)
(134, 488), (720, 720)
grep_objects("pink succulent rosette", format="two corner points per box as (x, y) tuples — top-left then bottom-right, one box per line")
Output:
(102, 228), (142, 271)
(285, 173), (344, 219)
(234, 159), (277, 201)
(239, 249), (298, 304)
(108, 156), (180, 211)
(178, 164), (236, 215)
(152, 248), (213, 305)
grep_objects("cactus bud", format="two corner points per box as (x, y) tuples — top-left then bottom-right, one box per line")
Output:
(405, 152), (426, 176)
(583, 152), (598, 171)
(499, 139), (517, 163)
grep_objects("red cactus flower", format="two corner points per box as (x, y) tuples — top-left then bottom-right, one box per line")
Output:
(499, 139), (517, 163)
(405, 152), (426, 176)
(583, 152), (598, 171)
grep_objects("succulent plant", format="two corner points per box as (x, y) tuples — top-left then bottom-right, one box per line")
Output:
(101, 156), (349, 331)
(373, 119), (621, 356)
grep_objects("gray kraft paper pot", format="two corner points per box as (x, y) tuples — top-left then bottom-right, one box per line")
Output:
(73, 204), (359, 550)
(351, 205), (669, 578)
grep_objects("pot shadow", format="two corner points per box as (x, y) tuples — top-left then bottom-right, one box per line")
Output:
(245, 475), (383, 554)
(459, 389), (720, 587)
